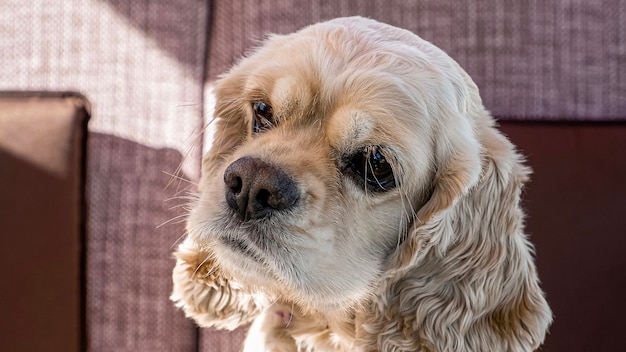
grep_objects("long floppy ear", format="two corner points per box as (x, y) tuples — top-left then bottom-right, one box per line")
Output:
(390, 112), (482, 272)
(361, 121), (552, 350)
(416, 113), (482, 224)
(386, 113), (483, 281)
(391, 58), (486, 269)
(366, 116), (552, 350)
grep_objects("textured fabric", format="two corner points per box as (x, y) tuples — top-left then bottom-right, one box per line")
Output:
(499, 121), (626, 351)
(0, 92), (88, 352)
(0, 1), (207, 350)
(199, 327), (249, 352)
(87, 132), (197, 351)
(1, 0), (208, 163)
(207, 0), (626, 121)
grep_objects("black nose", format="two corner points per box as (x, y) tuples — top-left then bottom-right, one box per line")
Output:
(223, 157), (299, 220)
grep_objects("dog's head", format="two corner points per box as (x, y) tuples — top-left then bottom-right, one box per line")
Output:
(179, 17), (552, 350)
(187, 17), (484, 313)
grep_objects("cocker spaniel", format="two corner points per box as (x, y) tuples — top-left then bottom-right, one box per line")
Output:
(171, 17), (552, 351)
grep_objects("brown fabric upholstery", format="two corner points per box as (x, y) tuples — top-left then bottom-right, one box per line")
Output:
(499, 121), (626, 352)
(199, 327), (249, 352)
(86, 133), (197, 351)
(0, 92), (89, 352)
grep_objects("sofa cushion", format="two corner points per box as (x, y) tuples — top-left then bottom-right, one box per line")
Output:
(0, 92), (89, 352)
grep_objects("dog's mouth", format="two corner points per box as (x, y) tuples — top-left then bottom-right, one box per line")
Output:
(220, 235), (265, 263)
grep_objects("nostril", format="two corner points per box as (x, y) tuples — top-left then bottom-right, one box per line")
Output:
(224, 160), (251, 216)
(227, 175), (243, 194)
(255, 188), (271, 208)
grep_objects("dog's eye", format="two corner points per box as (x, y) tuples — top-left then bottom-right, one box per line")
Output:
(348, 146), (396, 192)
(252, 101), (273, 133)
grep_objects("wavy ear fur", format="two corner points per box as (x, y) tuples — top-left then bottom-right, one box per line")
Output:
(395, 77), (484, 270)
(359, 114), (552, 351)
(416, 110), (482, 230)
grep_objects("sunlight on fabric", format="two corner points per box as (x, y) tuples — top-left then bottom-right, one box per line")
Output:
(0, 0), (208, 179)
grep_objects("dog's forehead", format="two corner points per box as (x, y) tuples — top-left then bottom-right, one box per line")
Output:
(246, 71), (404, 150)
(237, 22), (443, 156)
(269, 75), (313, 117)
(246, 65), (408, 133)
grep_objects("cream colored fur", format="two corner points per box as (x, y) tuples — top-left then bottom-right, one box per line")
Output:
(171, 17), (552, 351)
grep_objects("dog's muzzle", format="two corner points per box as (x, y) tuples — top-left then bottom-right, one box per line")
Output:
(223, 156), (299, 221)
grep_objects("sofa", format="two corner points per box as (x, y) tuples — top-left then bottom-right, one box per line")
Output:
(1, 1), (624, 351)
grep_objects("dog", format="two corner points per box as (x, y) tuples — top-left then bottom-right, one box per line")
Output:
(171, 17), (552, 351)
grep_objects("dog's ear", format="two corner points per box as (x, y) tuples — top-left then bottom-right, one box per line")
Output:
(393, 88), (484, 270)
(368, 122), (552, 350)
(416, 113), (482, 224)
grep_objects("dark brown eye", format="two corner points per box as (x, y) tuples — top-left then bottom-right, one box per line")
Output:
(348, 146), (396, 192)
(252, 101), (273, 133)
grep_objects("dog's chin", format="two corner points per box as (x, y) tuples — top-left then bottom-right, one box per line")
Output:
(200, 223), (376, 314)
(212, 232), (279, 288)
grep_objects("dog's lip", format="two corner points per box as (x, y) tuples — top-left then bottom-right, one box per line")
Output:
(220, 235), (265, 263)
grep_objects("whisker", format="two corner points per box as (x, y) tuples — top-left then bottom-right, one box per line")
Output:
(204, 262), (218, 278)
(157, 213), (189, 229)
(167, 203), (194, 212)
(267, 296), (282, 308)
(162, 171), (198, 187)
(391, 161), (412, 249)
(163, 195), (199, 205)
(163, 120), (206, 194)
(163, 193), (199, 204)
(193, 253), (213, 277)
(363, 154), (369, 197)
(176, 102), (202, 108)
(170, 230), (190, 249)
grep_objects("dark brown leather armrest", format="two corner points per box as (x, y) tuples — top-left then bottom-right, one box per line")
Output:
(0, 92), (90, 352)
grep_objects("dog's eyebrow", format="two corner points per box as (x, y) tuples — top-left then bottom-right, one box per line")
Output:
(245, 87), (270, 103)
(243, 75), (311, 121)
(325, 107), (379, 152)
(271, 76), (315, 120)
(351, 117), (368, 141)
(347, 109), (376, 145)
(271, 76), (297, 103)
